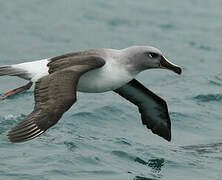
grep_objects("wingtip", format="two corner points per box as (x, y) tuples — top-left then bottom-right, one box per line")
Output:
(156, 130), (171, 142)
(146, 123), (171, 142)
(165, 132), (171, 142)
(159, 127), (171, 142)
(8, 129), (44, 143)
(7, 120), (45, 143)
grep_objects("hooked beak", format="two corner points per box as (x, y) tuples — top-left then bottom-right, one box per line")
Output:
(160, 56), (182, 75)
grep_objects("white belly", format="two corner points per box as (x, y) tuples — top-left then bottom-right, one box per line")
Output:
(77, 64), (134, 93)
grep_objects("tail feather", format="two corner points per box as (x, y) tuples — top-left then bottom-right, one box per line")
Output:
(0, 65), (27, 76)
(0, 59), (49, 81)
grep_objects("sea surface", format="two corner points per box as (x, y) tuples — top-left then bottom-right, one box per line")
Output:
(0, 0), (222, 179)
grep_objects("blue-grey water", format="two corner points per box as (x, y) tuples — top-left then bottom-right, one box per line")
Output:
(0, 0), (222, 179)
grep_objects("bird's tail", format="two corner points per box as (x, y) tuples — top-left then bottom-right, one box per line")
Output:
(0, 65), (26, 76)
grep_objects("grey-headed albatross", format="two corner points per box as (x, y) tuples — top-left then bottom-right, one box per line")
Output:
(0, 46), (182, 143)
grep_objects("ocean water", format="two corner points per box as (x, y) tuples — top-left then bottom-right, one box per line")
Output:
(0, 0), (222, 179)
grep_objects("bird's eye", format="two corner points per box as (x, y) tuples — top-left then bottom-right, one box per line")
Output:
(147, 52), (159, 58)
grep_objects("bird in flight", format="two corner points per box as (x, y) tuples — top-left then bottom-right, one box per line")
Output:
(0, 46), (182, 143)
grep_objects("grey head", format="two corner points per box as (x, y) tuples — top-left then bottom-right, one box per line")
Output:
(121, 46), (182, 75)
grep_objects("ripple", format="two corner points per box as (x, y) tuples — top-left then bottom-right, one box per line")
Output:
(199, 45), (211, 51)
(188, 41), (196, 47)
(94, 105), (126, 122)
(215, 73), (222, 81)
(107, 18), (131, 27)
(115, 138), (132, 146)
(76, 156), (101, 165)
(112, 150), (134, 160)
(170, 112), (190, 121)
(70, 105), (123, 121)
(0, 173), (47, 180)
(77, 170), (117, 175)
(147, 159), (165, 173)
(159, 23), (176, 30)
(208, 80), (222, 87)
(193, 94), (222, 102)
(0, 114), (26, 134)
(64, 141), (78, 152)
(97, 105), (124, 116)
(111, 150), (149, 166)
(134, 176), (157, 180)
(182, 142), (222, 154)
(188, 41), (212, 52)
(70, 111), (100, 120)
(134, 157), (149, 165)
(111, 150), (165, 172)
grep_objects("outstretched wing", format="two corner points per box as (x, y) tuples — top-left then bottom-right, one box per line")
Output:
(114, 79), (171, 141)
(8, 56), (105, 143)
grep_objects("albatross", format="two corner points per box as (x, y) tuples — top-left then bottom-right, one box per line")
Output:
(0, 46), (182, 143)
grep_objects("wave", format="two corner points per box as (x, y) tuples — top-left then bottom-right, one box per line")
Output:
(111, 150), (164, 172)
(0, 114), (26, 135)
(134, 176), (158, 180)
(215, 73), (222, 81)
(193, 94), (222, 102)
(182, 142), (222, 154)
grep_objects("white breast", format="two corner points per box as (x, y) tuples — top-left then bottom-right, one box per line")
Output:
(77, 58), (135, 93)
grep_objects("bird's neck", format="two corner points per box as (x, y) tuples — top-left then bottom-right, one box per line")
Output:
(118, 48), (143, 75)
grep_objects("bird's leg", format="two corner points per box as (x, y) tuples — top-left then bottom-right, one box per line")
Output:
(0, 81), (33, 101)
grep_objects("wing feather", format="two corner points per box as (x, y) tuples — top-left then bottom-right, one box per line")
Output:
(114, 79), (171, 141)
(8, 56), (105, 143)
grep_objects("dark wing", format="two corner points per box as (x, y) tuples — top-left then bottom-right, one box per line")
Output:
(8, 56), (105, 143)
(114, 79), (171, 141)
